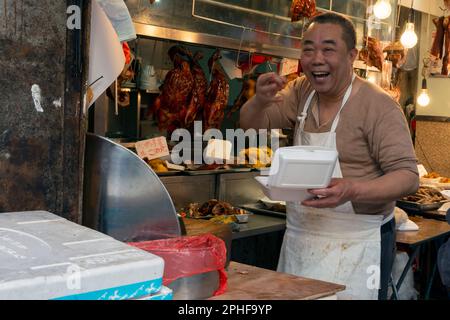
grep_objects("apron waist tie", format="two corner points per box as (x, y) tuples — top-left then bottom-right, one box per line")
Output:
(382, 211), (394, 225)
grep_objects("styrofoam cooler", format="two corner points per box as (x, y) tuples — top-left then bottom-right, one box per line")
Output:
(0, 211), (164, 300)
(136, 286), (173, 300)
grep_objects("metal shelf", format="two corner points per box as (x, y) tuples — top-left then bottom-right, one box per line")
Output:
(134, 23), (302, 59)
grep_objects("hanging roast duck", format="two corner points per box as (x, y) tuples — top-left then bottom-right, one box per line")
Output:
(430, 15), (450, 75)
(290, 0), (316, 22)
(153, 45), (194, 134)
(203, 50), (230, 131)
(184, 51), (208, 129)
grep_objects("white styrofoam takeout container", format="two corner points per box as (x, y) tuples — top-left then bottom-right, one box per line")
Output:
(255, 176), (315, 202)
(254, 146), (338, 202)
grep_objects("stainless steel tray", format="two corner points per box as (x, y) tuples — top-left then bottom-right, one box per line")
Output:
(241, 203), (286, 218)
(156, 170), (183, 176)
(396, 200), (447, 213)
(184, 168), (252, 175)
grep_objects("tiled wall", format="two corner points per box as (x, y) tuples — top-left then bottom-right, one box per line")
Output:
(415, 120), (450, 177)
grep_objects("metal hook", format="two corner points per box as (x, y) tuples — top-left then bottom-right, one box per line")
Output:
(235, 26), (247, 68)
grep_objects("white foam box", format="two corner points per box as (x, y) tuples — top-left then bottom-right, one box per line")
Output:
(255, 146), (338, 202)
(0, 211), (164, 300)
(204, 139), (232, 163)
(135, 286), (173, 300)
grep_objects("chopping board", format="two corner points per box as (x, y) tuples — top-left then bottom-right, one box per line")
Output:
(210, 262), (345, 300)
(182, 218), (232, 238)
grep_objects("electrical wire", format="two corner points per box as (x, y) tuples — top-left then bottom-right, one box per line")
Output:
(415, 135), (435, 172)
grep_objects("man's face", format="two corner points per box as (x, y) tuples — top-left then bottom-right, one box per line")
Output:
(300, 23), (357, 97)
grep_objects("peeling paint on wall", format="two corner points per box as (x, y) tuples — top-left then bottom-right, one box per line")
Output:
(1, 152), (11, 160)
(31, 84), (44, 112)
(1, 0), (25, 41)
(53, 98), (62, 108)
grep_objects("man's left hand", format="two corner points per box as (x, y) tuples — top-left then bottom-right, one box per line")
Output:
(302, 178), (358, 208)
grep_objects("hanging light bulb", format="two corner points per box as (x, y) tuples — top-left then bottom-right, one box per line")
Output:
(417, 78), (430, 107)
(400, 22), (418, 49)
(374, 0), (392, 20)
(400, 2), (418, 49)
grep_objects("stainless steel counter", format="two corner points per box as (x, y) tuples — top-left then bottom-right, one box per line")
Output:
(159, 171), (265, 210)
(232, 214), (286, 240)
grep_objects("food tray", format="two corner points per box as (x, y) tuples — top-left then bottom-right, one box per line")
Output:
(156, 170), (182, 176)
(420, 210), (448, 221)
(241, 203), (286, 218)
(184, 168), (252, 175)
(396, 200), (448, 213)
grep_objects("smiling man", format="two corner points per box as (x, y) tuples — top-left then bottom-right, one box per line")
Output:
(240, 12), (419, 300)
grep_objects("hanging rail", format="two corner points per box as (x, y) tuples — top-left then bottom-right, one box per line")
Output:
(192, 0), (392, 32)
(192, 0), (302, 41)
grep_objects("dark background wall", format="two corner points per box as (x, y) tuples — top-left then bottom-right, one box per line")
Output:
(0, 0), (89, 222)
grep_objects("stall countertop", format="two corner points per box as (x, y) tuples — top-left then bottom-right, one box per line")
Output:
(183, 214), (286, 240)
(232, 213), (286, 240)
(210, 261), (345, 300)
(396, 215), (450, 246)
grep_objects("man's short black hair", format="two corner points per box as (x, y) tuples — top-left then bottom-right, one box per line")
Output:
(304, 12), (356, 50)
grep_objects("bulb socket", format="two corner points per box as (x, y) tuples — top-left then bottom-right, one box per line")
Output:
(422, 78), (427, 89)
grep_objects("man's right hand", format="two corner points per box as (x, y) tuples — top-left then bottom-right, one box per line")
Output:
(254, 72), (287, 106)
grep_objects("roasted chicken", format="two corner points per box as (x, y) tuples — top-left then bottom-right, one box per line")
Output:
(227, 76), (256, 118)
(290, 0), (316, 22)
(153, 45), (194, 134)
(359, 36), (384, 71)
(383, 41), (406, 69)
(185, 51), (208, 128)
(238, 146), (273, 168)
(431, 17), (445, 59)
(203, 50), (230, 131)
(430, 16), (450, 75)
(183, 199), (243, 218)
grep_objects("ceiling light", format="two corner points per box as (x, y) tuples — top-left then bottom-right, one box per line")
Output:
(417, 78), (430, 107)
(400, 22), (418, 49)
(374, 0), (392, 20)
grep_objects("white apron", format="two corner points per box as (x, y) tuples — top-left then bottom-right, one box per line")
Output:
(277, 75), (384, 300)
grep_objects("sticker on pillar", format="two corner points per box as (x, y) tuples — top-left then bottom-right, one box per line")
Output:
(31, 85), (44, 113)
(135, 137), (170, 161)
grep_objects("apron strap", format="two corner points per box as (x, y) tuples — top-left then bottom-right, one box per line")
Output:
(297, 73), (356, 135)
(330, 73), (356, 133)
(297, 90), (315, 134)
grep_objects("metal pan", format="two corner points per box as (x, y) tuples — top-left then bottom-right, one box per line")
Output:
(156, 170), (183, 176)
(184, 168), (252, 175)
(396, 200), (448, 213)
(241, 203), (286, 218)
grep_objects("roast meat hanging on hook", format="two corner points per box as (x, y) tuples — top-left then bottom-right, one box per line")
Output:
(290, 0), (316, 22)
(203, 50), (230, 131)
(153, 45), (194, 134)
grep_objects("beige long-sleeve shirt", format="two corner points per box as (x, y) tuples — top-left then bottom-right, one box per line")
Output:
(242, 75), (418, 216)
